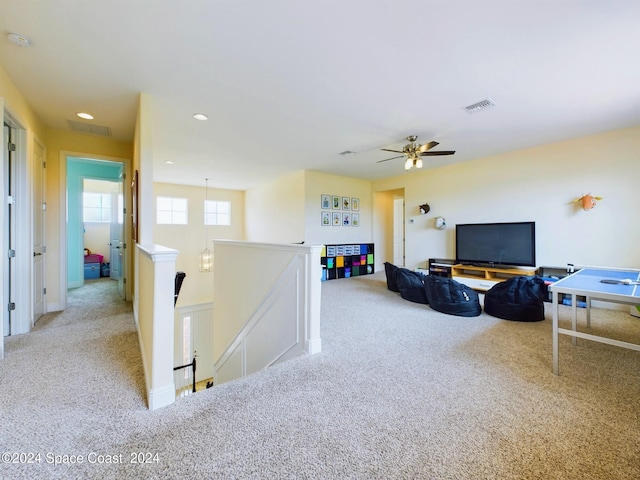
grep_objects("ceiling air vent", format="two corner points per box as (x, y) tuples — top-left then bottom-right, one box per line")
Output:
(463, 98), (496, 114)
(67, 120), (112, 137)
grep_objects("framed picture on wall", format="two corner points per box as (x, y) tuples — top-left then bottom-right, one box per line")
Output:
(343, 213), (351, 226)
(332, 212), (341, 225)
(342, 196), (351, 210)
(332, 195), (341, 209)
(321, 194), (331, 209)
(131, 170), (139, 243)
(321, 211), (331, 226)
(351, 197), (359, 211)
(352, 213), (359, 227)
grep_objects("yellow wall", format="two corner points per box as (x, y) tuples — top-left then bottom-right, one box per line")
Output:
(0, 66), (46, 138)
(43, 129), (132, 307)
(2, 66), (133, 310)
(245, 169), (374, 246)
(4, 63), (640, 314)
(303, 170), (373, 245)
(373, 126), (640, 270)
(244, 170), (306, 243)
(153, 182), (245, 306)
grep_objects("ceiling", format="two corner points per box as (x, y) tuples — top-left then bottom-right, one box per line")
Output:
(1, 1), (639, 190)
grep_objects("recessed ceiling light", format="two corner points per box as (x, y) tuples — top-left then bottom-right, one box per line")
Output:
(7, 32), (32, 47)
(76, 112), (94, 120)
(193, 113), (208, 121)
(165, 161), (175, 165)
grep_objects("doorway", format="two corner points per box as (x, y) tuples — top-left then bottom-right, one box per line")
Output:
(82, 179), (125, 290)
(64, 156), (127, 306)
(393, 197), (405, 266)
(372, 188), (405, 270)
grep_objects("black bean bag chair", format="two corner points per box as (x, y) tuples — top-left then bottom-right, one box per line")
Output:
(484, 275), (547, 322)
(384, 262), (400, 292)
(423, 275), (481, 317)
(395, 268), (429, 304)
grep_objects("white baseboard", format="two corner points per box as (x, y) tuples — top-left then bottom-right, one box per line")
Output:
(46, 302), (63, 313)
(148, 383), (176, 411)
(306, 337), (322, 354)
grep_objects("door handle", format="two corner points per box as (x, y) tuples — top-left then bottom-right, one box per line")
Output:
(33, 252), (42, 257)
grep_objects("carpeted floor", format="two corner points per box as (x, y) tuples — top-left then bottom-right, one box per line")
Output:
(1, 273), (638, 479)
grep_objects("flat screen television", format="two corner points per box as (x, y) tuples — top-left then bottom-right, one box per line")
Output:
(455, 221), (536, 268)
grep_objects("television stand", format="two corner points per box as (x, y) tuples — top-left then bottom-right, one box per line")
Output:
(451, 264), (537, 291)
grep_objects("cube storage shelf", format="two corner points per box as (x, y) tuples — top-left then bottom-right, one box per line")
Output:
(321, 243), (374, 281)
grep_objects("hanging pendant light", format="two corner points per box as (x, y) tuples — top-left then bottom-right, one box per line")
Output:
(199, 178), (213, 272)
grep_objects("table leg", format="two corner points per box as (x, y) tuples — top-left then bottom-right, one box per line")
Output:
(571, 293), (577, 346)
(586, 296), (591, 328)
(553, 290), (559, 375)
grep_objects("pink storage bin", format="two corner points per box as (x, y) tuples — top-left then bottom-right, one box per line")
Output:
(84, 253), (104, 264)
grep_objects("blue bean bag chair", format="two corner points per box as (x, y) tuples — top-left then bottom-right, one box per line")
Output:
(484, 275), (547, 322)
(423, 275), (481, 317)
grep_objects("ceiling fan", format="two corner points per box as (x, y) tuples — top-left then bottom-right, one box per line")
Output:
(377, 135), (455, 170)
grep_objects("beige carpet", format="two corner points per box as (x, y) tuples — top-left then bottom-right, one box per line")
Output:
(1, 274), (638, 479)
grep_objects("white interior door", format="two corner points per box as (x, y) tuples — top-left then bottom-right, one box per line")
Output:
(115, 176), (125, 300)
(109, 179), (125, 300)
(393, 197), (405, 266)
(3, 123), (16, 339)
(32, 138), (46, 323)
(2, 124), (11, 345)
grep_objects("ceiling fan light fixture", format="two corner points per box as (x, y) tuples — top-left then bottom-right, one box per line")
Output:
(415, 158), (423, 169)
(404, 158), (413, 170)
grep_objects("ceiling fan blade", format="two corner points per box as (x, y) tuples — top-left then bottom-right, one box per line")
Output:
(420, 150), (456, 156)
(417, 141), (439, 152)
(380, 148), (404, 154)
(376, 155), (405, 163)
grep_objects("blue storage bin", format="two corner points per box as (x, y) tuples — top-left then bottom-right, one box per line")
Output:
(84, 262), (100, 280)
(101, 263), (110, 277)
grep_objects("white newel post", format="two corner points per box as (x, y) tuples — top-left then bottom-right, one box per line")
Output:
(306, 245), (322, 354)
(136, 244), (179, 410)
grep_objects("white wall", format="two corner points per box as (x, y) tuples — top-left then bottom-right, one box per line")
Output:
(84, 224), (110, 263)
(372, 126), (640, 270)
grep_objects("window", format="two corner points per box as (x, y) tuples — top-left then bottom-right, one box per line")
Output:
(157, 197), (188, 225)
(83, 192), (111, 223)
(205, 200), (231, 226)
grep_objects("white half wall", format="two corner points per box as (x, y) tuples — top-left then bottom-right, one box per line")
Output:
(212, 240), (322, 386)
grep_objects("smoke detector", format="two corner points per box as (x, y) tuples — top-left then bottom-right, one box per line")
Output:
(7, 32), (32, 47)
